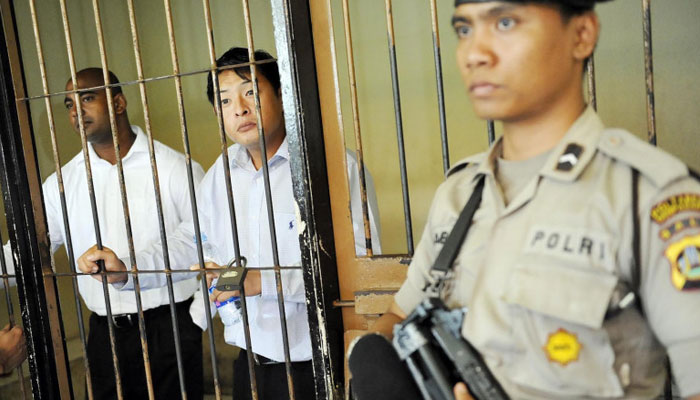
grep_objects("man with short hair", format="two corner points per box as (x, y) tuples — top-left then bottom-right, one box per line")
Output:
(2, 67), (207, 399)
(369, 1), (700, 399)
(86, 48), (382, 399)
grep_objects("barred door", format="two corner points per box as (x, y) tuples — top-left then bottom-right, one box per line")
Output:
(0, 0), (342, 399)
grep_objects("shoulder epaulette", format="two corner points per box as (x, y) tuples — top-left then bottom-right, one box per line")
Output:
(690, 168), (700, 182)
(597, 128), (689, 188)
(446, 152), (486, 178)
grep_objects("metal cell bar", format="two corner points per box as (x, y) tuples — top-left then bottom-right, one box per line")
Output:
(240, 1), (296, 398)
(641, 0), (657, 146)
(19, 61), (276, 102)
(0, 2), (66, 394)
(0, 230), (27, 399)
(198, 0), (242, 398)
(586, 56), (597, 110)
(384, 0), (414, 255)
(46, 266), (301, 279)
(428, 0), (450, 175)
(487, 120), (495, 145)
(160, 0), (224, 398)
(26, 0), (92, 397)
(340, 0), (375, 257)
(123, 0), (191, 398)
(273, 1), (346, 397)
(57, 0), (125, 397)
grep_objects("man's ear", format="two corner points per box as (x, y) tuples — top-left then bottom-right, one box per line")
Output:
(113, 92), (127, 114)
(571, 12), (600, 61)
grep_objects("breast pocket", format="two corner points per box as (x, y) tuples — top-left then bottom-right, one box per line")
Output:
(272, 212), (301, 263)
(503, 261), (624, 398)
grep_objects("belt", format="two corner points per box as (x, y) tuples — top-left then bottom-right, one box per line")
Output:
(96, 297), (193, 329)
(240, 349), (283, 366)
(254, 353), (282, 366)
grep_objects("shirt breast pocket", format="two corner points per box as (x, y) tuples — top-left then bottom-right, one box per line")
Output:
(502, 261), (625, 398)
(272, 212), (301, 264)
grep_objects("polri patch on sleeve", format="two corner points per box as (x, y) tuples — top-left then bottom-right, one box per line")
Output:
(665, 234), (700, 291)
(651, 193), (700, 224)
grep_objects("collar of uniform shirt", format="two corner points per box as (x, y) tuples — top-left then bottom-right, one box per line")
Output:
(472, 105), (604, 184)
(229, 135), (290, 171)
(77, 125), (150, 166)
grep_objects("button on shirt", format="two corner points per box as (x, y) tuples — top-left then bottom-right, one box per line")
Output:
(185, 137), (381, 362)
(4, 126), (205, 315)
(395, 107), (700, 398)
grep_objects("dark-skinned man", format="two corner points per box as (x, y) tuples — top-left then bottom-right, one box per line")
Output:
(0, 68), (206, 399)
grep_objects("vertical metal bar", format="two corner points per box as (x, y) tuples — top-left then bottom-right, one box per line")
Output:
(487, 120), (495, 145)
(57, 0), (125, 397)
(241, 1), (296, 398)
(641, 0), (656, 146)
(123, 1), (182, 399)
(384, 0), (414, 255)
(340, 0), (375, 257)
(0, 231), (27, 399)
(197, 0), (239, 398)
(586, 56), (597, 111)
(428, 0), (450, 174)
(273, 1), (345, 397)
(0, 4), (64, 397)
(26, 0), (93, 397)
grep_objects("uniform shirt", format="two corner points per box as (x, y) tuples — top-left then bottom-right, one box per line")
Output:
(137, 137), (381, 362)
(395, 107), (700, 398)
(4, 126), (205, 315)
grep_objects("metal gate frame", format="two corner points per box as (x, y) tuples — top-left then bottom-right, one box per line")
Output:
(0, 0), (346, 398)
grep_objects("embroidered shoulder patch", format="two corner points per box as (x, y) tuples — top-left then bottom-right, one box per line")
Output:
(544, 328), (581, 366)
(651, 194), (700, 224)
(665, 234), (700, 291)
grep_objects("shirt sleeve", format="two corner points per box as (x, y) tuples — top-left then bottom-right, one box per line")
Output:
(639, 175), (700, 397)
(117, 159), (205, 291)
(393, 185), (446, 316)
(346, 151), (382, 256)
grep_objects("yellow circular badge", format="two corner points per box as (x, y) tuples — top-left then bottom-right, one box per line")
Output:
(543, 328), (581, 366)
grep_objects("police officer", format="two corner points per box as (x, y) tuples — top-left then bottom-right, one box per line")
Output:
(372, 0), (700, 399)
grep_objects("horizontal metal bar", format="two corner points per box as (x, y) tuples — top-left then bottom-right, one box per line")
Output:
(18, 59), (278, 102)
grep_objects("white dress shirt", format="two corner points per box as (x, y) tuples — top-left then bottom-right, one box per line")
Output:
(3, 126), (204, 315)
(140, 137), (381, 362)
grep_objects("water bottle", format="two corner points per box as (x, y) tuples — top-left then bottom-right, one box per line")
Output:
(194, 233), (219, 264)
(209, 277), (242, 327)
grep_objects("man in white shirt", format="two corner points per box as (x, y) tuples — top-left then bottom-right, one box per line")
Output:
(83, 47), (382, 399)
(2, 68), (206, 399)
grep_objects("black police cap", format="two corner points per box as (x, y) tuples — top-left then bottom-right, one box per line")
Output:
(454, 0), (612, 8)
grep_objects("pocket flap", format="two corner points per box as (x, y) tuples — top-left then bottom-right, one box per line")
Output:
(504, 262), (618, 329)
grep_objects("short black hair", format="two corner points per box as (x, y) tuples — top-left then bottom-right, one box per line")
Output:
(206, 47), (280, 106)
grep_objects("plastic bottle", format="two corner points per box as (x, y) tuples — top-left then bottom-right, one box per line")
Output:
(209, 277), (242, 327)
(194, 233), (219, 264)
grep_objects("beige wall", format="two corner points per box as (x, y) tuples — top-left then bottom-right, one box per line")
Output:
(1, 0), (699, 375)
(330, 0), (700, 254)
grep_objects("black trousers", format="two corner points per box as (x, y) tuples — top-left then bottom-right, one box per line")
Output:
(233, 349), (314, 400)
(86, 298), (203, 400)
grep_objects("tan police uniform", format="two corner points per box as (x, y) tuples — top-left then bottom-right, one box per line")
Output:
(394, 106), (700, 399)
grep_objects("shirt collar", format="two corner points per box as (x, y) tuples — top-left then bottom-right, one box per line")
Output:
(230, 135), (290, 170)
(78, 125), (148, 166)
(473, 105), (604, 183)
